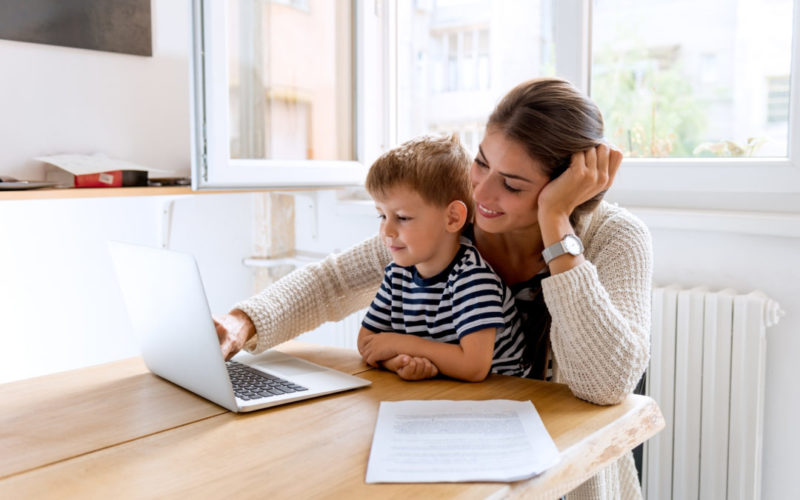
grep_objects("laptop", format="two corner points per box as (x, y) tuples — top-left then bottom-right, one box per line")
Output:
(108, 241), (371, 413)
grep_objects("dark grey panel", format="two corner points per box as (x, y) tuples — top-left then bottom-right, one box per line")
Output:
(0, 0), (152, 56)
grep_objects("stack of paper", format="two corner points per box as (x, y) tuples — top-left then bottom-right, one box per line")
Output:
(36, 154), (172, 188)
(365, 400), (560, 483)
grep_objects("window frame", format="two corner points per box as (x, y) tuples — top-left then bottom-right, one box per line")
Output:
(190, 0), (800, 209)
(189, 0), (378, 190)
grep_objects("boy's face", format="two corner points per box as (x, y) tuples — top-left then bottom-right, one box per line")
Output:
(373, 185), (458, 276)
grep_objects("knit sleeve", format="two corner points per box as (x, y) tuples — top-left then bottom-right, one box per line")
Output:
(235, 235), (391, 353)
(542, 208), (653, 405)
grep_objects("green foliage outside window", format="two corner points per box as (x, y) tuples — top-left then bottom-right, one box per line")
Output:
(592, 45), (708, 158)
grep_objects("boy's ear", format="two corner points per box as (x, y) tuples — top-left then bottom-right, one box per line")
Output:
(445, 200), (468, 233)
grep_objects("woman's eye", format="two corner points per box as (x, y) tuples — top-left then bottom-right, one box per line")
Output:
(503, 182), (522, 193)
(474, 158), (488, 169)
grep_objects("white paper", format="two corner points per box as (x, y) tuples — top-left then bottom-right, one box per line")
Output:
(35, 154), (169, 176)
(365, 400), (560, 483)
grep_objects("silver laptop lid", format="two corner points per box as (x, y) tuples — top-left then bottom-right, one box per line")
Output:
(108, 241), (238, 412)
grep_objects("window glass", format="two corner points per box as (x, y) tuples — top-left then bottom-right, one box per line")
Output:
(592, 0), (794, 158)
(395, 0), (557, 152)
(227, 0), (353, 161)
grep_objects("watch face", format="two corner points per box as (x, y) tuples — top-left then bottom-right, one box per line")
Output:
(564, 235), (582, 254)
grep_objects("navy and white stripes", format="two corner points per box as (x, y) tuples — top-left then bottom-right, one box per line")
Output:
(362, 243), (530, 377)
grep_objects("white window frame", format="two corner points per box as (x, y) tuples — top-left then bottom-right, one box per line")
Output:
(189, 0), (385, 190)
(190, 0), (800, 209)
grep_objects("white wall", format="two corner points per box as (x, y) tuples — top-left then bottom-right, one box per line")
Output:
(290, 191), (379, 349)
(0, 0), (191, 178)
(632, 211), (800, 499)
(0, 0), (255, 383)
(0, 193), (255, 383)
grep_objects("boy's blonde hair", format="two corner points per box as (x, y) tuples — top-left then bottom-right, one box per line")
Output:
(365, 134), (474, 222)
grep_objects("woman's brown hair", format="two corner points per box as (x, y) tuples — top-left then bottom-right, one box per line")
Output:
(487, 77), (606, 227)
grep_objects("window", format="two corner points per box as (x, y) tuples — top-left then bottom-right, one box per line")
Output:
(592, 0), (794, 159)
(191, 0), (800, 209)
(191, 0), (374, 189)
(395, 0), (558, 147)
(430, 27), (490, 93)
(767, 75), (791, 124)
(588, 0), (800, 210)
(227, 0), (352, 161)
(272, 0), (310, 10)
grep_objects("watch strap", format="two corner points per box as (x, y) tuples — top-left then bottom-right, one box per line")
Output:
(542, 240), (567, 265)
(542, 234), (583, 265)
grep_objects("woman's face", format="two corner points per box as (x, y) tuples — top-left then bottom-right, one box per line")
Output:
(470, 128), (550, 234)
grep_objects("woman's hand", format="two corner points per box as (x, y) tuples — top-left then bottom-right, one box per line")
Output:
(537, 143), (622, 221)
(213, 309), (256, 361)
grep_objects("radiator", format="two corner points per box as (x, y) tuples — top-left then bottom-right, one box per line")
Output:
(644, 286), (783, 500)
(295, 308), (364, 350)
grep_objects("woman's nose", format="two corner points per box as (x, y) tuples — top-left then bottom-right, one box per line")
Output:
(472, 175), (491, 202)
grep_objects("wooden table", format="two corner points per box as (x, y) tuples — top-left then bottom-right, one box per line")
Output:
(0, 341), (664, 499)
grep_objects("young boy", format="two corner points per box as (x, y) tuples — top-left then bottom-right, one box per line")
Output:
(357, 134), (530, 382)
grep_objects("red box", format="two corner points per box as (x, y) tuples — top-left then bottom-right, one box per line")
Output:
(72, 170), (149, 188)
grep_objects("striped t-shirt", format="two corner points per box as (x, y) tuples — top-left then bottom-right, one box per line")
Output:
(362, 241), (530, 377)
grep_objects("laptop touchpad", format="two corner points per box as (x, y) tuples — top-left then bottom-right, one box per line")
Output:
(255, 358), (327, 376)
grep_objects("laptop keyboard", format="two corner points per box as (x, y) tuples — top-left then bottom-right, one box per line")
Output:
(226, 361), (308, 401)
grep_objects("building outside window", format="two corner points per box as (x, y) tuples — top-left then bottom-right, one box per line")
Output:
(227, 0), (353, 161)
(396, 0), (555, 152)
(767, 75), (791, 124)
(396, 0), (793, 161)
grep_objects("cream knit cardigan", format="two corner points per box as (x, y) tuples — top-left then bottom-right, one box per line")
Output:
(237, 200), (653, 500)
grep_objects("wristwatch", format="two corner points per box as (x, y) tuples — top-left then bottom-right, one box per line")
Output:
(542, 234), (584, 265)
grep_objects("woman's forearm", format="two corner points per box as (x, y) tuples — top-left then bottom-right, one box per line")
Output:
(544, 210), (653, 405)
(538, 210), (585, 275)
(237, 235), (390, 353)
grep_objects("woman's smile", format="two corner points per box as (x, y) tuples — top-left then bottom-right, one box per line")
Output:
(476, 203), (504, 218)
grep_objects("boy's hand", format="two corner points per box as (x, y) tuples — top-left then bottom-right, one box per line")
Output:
(360, 332), (404, 366)
(357, 327), (375, 357)
(382, 354), (439, 381)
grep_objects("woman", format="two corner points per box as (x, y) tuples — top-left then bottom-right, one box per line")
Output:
(215, 77), (652, 499)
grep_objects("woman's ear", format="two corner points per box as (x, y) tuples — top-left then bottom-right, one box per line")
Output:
(445, 200), (468, 233)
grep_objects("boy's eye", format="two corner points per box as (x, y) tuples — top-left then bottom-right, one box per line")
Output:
(376, 213), (411, 222)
